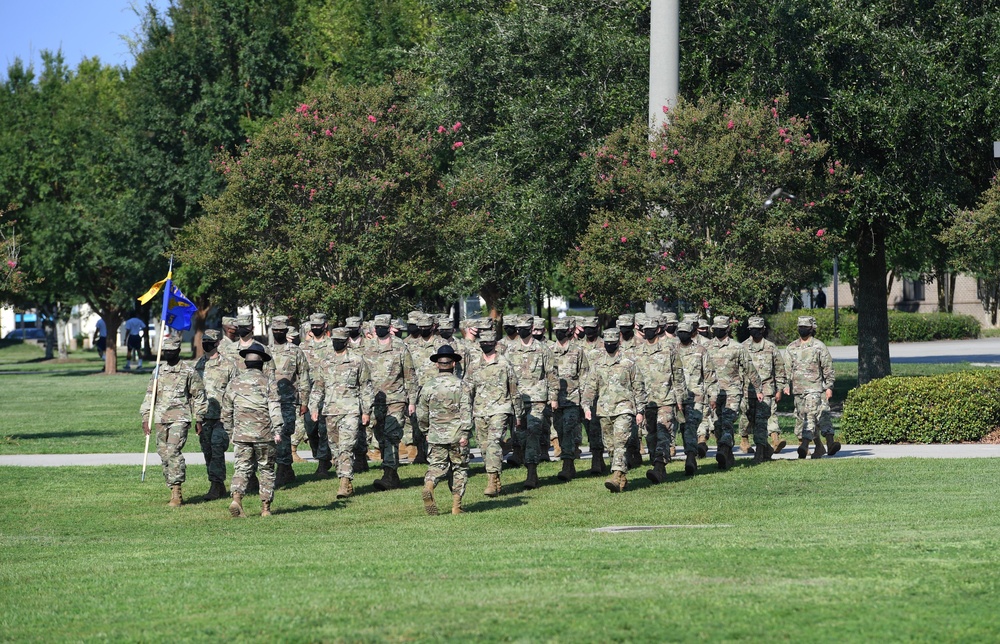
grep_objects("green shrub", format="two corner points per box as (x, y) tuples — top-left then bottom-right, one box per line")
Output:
(764, 310), (979, 345)
(841, 370), (1000, 443)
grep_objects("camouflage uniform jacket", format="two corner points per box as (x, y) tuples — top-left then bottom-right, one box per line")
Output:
(141, 361), (207, 425)
(581, 351), (648, 417)
(362, 336), (416, 407)
(408, 336), (440, 387)
(619, 336), (636, 352)
(309, 350), (375, 417)
(627, 340), (686, 407)
(417, 371), (473, 444)
(676, 342), (720, 404)
(271, 342), (310, 403)
(741, 338), (787, 397)
(578, 337), (605, 399)
(550, 340), (589, 408)
(708, 337), (762, 395)
(784, 337), (835, 394)
(218, 336), (238, 359)
(505, 338), (559, 404)
(464, 353), (524, 419)
(193, 353), (237, 420)
(221, 368), (284, 443)
(231, 338), (275, 375)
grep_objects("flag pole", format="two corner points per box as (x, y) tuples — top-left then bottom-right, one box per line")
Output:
(141, 257), (173, 482)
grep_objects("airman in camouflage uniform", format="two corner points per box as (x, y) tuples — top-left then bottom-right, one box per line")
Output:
(662, 312), (680, 345)
(549, 317), (588, 481)
(193, 329), (236, 500)
(418, 346), (474, 515)
(345, 316), (375, 472)
(365, 314), (417, 492)
(531, 316), (557, 461)
(629, 317), (686, 484)
(675, 320), (719, 475)
(219, 316), (238, 355)
(784, 315), (839, 458)
(582, 328), (647, 493)
(222, 342), (284, 518)
(301, 313), (335, 476)
(464, 330), (523, 497)
(707, 316), (762, 470)
(505, 314), (559, 489)
(269, 316), (311, 488)
(309, 327), (375, 499)
(141, 335), (208, 507)
(617, 314), (636, 352)
(742, 316), (787, 462)
(578, 316), (607, 474)
(407, 313), (439, 464)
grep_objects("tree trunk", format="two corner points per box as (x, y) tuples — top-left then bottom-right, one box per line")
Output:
(856, 225), (892, 384)
(102, 309), (122, 375)
(481, 282), (502, 320)
(935, 267), (947, 312)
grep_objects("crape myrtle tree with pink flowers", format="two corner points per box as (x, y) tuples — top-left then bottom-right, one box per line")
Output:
(567, 96), (854, 318)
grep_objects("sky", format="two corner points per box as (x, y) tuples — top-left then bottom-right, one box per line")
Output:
(0, 0), (171, 76)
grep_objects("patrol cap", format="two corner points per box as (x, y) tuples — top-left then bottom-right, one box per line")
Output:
(203, 329), (221, 342)
(235, 314), (252, 326)
(502, 315), (517, 327)
(436, 313), (451, 326)
(162, 335), (182, 351)
(438, 317), (454, 331)
(330, 327), (349, 340)
(663, 312), (679, 324)
(698, 318), (710, 330)
(478, 330), (498, 342)
(712, 315), (731, 329)
(238, 341), (272, 361)
(582, 316), (599, 328)
(677, 320), (695, 333)
(345, 316), (362, 329)
(516, 314), (533, 328)
(309, 313), (327, 326)
(651, 314), (666, 327)
(407, 311), (422, 325)
(602, 328), (621, 342)
(748, 316), (766, 329)
(416, 313), (434, 327)
(373, 314), (392, 327)
(392, 318), (406, 330)
(552, 317), (572, 330)
(221, 316), (237, 327)
(682, 313), (699, 323)
(797, 315), (817, 328)
(271, 316), (289, 330)
(475, 317), (494, 331)
(533, 316), (546, 330)
(634, 312), (648, 328)
(617, 314), (635, 327)
(287, 327), (300, 339)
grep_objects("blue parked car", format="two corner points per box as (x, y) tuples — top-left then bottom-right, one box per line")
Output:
(4, 328), (46, 340)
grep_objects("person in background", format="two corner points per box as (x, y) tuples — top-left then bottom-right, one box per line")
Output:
(94, 318), (108, 361)
(124, 313), (146, 370)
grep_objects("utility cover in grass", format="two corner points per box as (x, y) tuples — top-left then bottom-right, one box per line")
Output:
(592, 525), (732, 532)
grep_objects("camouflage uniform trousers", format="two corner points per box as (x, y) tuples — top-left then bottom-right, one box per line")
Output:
(600, 414), (633, 473)
(198, 418), (230, 484)
(793, 392), (833, 440)
(291, 406), (308, 448)
(517, 402), (549, 465)
(232, 442), (277, 503)
(154, 421), (188, 487)
(475, 414), (509, 474)
(327, 413), (361, 480)
(374, 402), (406, 471)
(552, 406), (581, 462)
(680, 401), (705, 455)
(304, 414), (333, 464)
(425, 442), (470, 499)
(712, 390), (742, 448)
(698, 405), (716, 441)
(738, 394), (750, 439)
(645, 405), (677, 464)
(274, 398), (299, 466)
(745, 391), (778, 446)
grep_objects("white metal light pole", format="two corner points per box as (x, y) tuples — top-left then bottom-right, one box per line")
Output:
(649, 0), (680, 129)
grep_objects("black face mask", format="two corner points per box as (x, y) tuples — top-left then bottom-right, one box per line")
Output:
(163, 350), (181, 366)
(798, 326), (813, 339)
(503, 326), (516, 337)
(332, 340), (348, 352)
(642, 328), (658, 341)
(407, 324), (417, 337)
(244, 359), (264, 370)
(201, 342), (217, 353)
(677, 331), (693, 344)
(375, 326), (390, 339)
(555, 329), (569, 342)
(237, 326), (253, 339)
(665, 324), (678, 335)
(480, 342), (497, 355)
(749, 330), (764, 341)
(420, 327), (433, 339)
(604, 342), (619, 354)
(699, 330), (711, 339)
(517, 327), (532, 339)
(439, 330), (454, 340)
(348, 328), (360, 339)
(713, 328), (728, 340)
(620, 326), (634, 340)
(533, 330), (544, 339)
(584, 328), (599, 340)
(311, 326), (325, 338)
(272, 331), (287, 345)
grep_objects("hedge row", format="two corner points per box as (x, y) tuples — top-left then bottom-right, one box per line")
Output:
(763, 309), (980, 345)
(840, 370), (1000, 444)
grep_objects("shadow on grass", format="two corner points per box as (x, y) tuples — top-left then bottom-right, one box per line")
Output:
(464, 494), (528, 513)
(8, 430), (112, 440)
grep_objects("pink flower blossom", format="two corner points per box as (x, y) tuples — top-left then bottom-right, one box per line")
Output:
(452, 141), (464, 149)
(367, 115), (378, 123)
(703, 299), (710, 309)
(437, 125), (446, 134)
(451, 201), (458, 207)
(727, 120), (735, 129)
(647, 277), (653, 282)
(621, 236), (628, 243)
(324, 129), (332, 136)
(667, 159), (675, 165)
(672, 149), (679, 156)
(452, 122), (462, 132)
(660, 265), (667, 271)
(296, 104), (310, 114)
(602, 221), (609, 229)
(662, 105), (669, 114)
(650, 150), (657, 159)
(828, 167), (835, 174)
(6, 260), (15, 269)
(817, 229), (826, 237)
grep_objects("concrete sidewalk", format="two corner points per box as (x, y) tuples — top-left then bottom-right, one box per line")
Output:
(828, 337), (1000, 364)
(3, 443), (999, 467)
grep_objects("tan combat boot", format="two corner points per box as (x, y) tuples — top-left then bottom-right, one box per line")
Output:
(771, 432), (786, 454)
(229, 493), (246, 518)
(740, 436), (751, 454)
(292, 447), (305, 463)
(336, 477), (353, 499)
(551, 437), (561, 458)
(260, 500), (272, 517)
(811, 436), (826, 459)
(826, 434), (841, 456)
(422, 480), (438, 515)
(168, 484), (183, 507)
(484, 472), (500, 497)
(669, 444), (677, 459)
(452, 494), (464, 515)
(604, 470), (622, 493)
(619, 471), (628, 492)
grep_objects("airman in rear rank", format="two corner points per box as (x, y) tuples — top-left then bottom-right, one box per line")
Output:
(784, 315), (839, 459)
(741, 316), (787, 462)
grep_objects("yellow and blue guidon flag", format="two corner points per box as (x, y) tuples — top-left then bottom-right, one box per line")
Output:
(137, 271), (196, 331)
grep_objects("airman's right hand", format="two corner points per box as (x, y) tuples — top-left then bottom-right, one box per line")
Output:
(142, 420), (150, 436)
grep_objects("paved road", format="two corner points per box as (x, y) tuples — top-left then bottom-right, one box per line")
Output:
(829, 338), (1000, 364)
(3, 443), (999, 467)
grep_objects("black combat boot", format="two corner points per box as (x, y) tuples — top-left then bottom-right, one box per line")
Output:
(557, 458), (575, 481)
(524, 463), (539, 490)
(826, 434), (842, 456)
(684, 453), (698, 476)
(645, 459), (667, 484)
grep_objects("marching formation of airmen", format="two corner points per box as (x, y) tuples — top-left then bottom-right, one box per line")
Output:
(140, 310), (839, 516)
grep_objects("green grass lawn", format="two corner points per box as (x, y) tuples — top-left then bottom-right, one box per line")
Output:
(2, 458), (998, 641)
